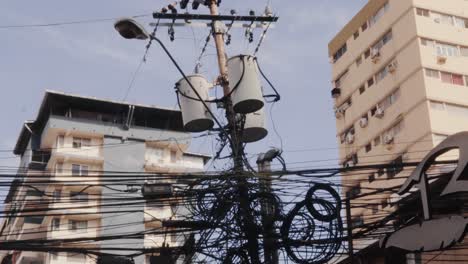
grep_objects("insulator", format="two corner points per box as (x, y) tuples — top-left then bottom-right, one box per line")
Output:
(180, 0), (189, 9)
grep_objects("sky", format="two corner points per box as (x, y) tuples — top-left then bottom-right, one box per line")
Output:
(0, 0), (368, 176)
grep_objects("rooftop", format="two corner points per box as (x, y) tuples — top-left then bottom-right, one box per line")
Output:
(328, 0), (388, 57)
(14, 90), (186, 155)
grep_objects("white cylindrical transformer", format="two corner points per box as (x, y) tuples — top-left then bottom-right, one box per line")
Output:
(176, 75), (214, 132)
(241, 109), (268, 143)
(227, 55), (265, 114)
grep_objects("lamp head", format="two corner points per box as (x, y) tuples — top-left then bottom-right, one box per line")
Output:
(114, 18), (149, 40)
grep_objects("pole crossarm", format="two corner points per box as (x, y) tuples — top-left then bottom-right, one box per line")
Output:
(149, 22), (274, 29)
(152, 12), (279, 23)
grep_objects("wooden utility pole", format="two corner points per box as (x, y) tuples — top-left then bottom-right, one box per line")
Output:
(258, 160), (279, 264)
(208, 1), (261, 263)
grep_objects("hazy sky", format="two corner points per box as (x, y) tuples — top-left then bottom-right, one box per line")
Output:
(0, 0), (367, 174)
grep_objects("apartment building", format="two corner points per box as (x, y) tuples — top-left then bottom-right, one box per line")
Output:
(0, 91), (209, 264)
(328, 0), (468, 258)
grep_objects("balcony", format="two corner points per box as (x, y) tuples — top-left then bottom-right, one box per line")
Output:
(49, 199), (100, 220)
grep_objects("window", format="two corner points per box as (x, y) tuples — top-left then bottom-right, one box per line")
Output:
(379, 89), (400, 111)
(334, 70), (349, 88)
(461, 47), (468, 57)
(372, 30), (393, 52)
(367, 77), (374, 87)
(340, 126), (355, 144)
(349, 185), (361, 198)
(53, 190), (61, 202)
(455, 17), (468, 28)
(351, 216), (364, 228)
(387, 156), (403, 179)
(72, 164), (89, 176)
(359, 85), (365, 94)
(70, 192), (88, 203)
(72, 137), (91, 149)
(430, 101), (445, 111)
(361, 22), (368, 32)
(421, 38), (435, 47)
(51, 218), (60, 231)
(369, 2), (389, 27)
(368, 174), (375, 183)
(436, 43), (459, 57)
(356, 56), (363, 67)
(56, 135), (64, 148)
(441, 72), (464, 85)
(446, 103), (468, 118)
(69, 220), (87, 231)
(375, 66), (389, 82)
(55, 163), (63, 174)
(416, 8), (430, 17)
(333, 43), (348, 62)
(353, 31), (359, 40)
(453, 74), (464, 85)
(364, 49), (371, 59)
(365, 144), (372, 153)
(425, 68), (439, 78)
(440, 13), (454, 26)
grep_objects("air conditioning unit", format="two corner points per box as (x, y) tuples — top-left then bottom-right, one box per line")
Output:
(388, 61), (398, 73)
(346, 133), (355, 144)
(331, 88), (341, 99)
(335, 108), (345, 119)
(384, 134), (394, 145)
(437, 55), (447, 64)
(359, 117), (369, 128)
(343, 160), (355, 168)
(371, 48), (381, 63)
(375, 107), (385, 118)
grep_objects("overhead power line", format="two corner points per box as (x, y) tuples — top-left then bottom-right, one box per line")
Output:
(0, 14), (151, 29)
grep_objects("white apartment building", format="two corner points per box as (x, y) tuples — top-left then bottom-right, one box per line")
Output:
(0, 91), (210, 264)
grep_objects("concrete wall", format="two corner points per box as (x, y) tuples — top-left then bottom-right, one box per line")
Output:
(101, 137), (146, 264)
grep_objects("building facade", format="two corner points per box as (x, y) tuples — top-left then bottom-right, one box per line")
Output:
(0, 91), (209, 264)
(329, 0), (468, 261)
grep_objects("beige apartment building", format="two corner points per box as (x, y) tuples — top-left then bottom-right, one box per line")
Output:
(329, 0), (468, 260)
(0, 91), (209, 264)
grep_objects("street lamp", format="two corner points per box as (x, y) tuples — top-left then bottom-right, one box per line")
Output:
(114, 18), (149, 40)
(113, 17), (229, 144)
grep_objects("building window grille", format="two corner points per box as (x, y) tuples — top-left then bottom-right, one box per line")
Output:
(69, 220), (87, 231)
(72, 137), (91, 149)
(72, 164), (89, 176)
(51, 218), (60, 231)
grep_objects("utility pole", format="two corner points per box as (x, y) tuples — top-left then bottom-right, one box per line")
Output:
(345, 192), (355, 264)
(208, 1), (261, 263)
(114, 2), (278, 263)
(257, 149), (282, 264)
